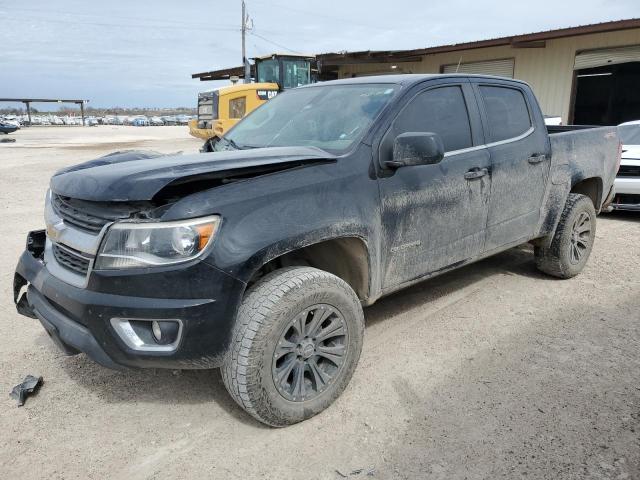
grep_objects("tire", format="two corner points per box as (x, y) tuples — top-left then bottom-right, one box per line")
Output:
(535, 193), (597, 279)
(221, 267), (365, 427)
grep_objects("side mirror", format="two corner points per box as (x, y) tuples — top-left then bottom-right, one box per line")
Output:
(386, 132), (445, 169)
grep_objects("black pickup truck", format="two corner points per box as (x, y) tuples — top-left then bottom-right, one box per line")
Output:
(14, 74), (620, 426)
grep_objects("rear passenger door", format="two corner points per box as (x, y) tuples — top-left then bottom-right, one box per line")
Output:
(377, 81), (491, 289)
(473, 81), (551, 250)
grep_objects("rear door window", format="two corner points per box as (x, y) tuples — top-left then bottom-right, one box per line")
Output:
(393, 86), (473, 152)
(479, 85), (532, 142)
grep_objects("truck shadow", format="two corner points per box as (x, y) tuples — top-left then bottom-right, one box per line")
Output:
(54, 342), (263, 426)
(364, 244), (548, 328)
(600, 210), (640, 223)
(54, 244), (548, 426)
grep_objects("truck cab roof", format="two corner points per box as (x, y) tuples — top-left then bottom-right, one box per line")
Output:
(301, 73), (531, 88)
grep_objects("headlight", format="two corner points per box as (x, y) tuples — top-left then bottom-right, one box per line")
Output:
(95, 216), (219, 269)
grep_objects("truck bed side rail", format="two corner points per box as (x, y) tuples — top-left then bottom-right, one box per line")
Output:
(547, 124), (601, 134)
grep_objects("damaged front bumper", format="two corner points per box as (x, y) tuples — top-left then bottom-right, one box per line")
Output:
(14, 230), (245, 370)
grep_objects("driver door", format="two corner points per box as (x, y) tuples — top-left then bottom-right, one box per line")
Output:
(377, 81), (491, 289)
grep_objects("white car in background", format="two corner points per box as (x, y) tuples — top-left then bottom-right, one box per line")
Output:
(544, 115), (563, 126)
(2, 116), (21, 128)
(610, 121), (640, 211)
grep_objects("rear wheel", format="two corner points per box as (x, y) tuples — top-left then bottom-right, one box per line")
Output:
(535, 193), (596, 278)
(221, 267), (364, 426)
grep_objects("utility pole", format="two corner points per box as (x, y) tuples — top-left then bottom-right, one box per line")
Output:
(241, 1), (250, 83)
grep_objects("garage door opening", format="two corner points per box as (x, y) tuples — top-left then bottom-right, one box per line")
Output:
(572, 61), (640, 125)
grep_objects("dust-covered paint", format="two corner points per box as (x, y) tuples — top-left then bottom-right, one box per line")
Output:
(15, 74), (620, 371)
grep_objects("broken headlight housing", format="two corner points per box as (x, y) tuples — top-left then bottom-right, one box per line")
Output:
(95, 216), (220, 269)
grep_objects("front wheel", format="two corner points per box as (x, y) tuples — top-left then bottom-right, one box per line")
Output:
(221, 267), (365, 426)
(535, 193), (597, 278)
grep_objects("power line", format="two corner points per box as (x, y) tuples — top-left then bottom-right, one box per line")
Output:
(248, 31), (304, 54)
(250, 0), (389, 31)
(4, 5), (318, 40)
(3, 16), (239, 32)
(252, 41), (269, 56)
(7, 6), (238, 31)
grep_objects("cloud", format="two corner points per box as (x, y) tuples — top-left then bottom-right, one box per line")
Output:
(2, 0), (638, 106)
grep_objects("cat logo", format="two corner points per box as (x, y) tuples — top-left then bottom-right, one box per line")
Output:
(257, 90), (278, 101)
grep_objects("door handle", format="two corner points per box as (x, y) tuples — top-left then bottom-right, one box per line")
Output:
(464, 168), (488, 180)
(528, 154), (546, 164)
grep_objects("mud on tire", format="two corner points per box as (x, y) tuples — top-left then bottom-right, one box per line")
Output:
(221, 267), (365, 427)
(535, 193), (597, 279)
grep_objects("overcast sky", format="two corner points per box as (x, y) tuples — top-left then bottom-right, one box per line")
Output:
(1, 0), (638, 108)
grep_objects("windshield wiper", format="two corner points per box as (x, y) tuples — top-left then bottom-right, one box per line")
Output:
(215, 136), (245, 151)
(221, 136), (243, 150)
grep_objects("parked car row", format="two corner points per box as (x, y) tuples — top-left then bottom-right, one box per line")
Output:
(2, 114), (85, 126)
(98, 114), (193, 126)
(0, 114), (194, 127)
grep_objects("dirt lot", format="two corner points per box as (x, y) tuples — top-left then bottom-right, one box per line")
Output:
(1, 126), (639, 479)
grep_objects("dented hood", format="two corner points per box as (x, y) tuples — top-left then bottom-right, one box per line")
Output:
(50, 146), (336, 202)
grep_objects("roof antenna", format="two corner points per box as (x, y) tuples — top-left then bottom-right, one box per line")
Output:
(455, 56), (463, 73)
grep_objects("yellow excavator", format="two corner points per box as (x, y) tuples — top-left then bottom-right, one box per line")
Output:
(189, 54), (315, 150)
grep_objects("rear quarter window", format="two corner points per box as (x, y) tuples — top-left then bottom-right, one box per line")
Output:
(479, 85), (532, 142)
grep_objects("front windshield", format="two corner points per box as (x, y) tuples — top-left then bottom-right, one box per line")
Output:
(619, 124), (640, 146)
(216, 84), (399, 154)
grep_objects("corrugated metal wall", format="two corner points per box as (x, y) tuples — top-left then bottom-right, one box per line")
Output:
(338, 28), (640, 123)
(442, 58), (515, 77)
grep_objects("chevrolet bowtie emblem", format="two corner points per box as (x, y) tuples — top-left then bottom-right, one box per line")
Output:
(46, 220), (65, 241)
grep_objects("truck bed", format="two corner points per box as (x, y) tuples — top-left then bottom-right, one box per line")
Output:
(547, 125), (620, 211)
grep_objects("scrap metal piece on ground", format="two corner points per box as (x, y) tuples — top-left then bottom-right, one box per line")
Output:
(10, 375), (43, 406)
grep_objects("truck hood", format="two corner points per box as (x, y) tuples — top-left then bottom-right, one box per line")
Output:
(50, 146), (336, 202)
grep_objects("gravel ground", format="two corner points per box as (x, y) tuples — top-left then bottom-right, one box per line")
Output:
(1, 126), (639, 480)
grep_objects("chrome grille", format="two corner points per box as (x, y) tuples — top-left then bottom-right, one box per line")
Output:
(52, 244), (91, 276)
(52, 194), (130, 234)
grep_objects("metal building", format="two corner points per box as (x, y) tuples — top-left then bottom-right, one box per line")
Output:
(317, 19), (640, 125)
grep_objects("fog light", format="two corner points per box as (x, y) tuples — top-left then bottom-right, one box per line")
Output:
(111, 318), (183, 352)
(152, 321), (163, 342)
(151, 320), (181, 345)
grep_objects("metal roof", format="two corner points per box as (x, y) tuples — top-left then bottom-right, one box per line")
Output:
(192, 18), (640, 81)
(317, 18), (640, 66)
(252, 53), (315, 60)
(192, 65), (250, 81)
(0, 98), (88, 104)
